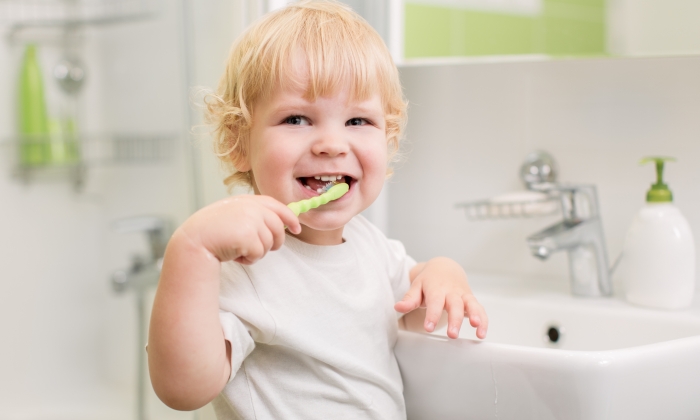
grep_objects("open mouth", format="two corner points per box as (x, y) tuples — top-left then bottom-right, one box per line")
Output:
(297, 174), (354, 194)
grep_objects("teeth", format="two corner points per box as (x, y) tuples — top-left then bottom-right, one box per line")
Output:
(305, 185), (311, 190)
(314, 174), (345, 182)
(316, 188), (324, 193)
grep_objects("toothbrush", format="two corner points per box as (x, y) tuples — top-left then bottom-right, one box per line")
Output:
(287, 182), (349, 216)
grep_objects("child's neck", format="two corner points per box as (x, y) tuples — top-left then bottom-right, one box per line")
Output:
(289, 225), (345, 246)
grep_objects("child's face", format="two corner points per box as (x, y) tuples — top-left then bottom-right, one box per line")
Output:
(242, 81), (388, 245)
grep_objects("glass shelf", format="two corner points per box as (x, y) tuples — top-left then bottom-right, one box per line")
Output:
(2, 0), (159, 46)
(2, 132), (178, 163)
(0, 0), (157, 30)
(0, 0), (156, 26)
(1, 132), (179, 189)
(2, 0), (167, 190)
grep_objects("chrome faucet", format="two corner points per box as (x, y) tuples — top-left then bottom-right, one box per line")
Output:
(111, 215), (170, 293)
(527, 184), (612, 297)
(111, 215), (172, 420)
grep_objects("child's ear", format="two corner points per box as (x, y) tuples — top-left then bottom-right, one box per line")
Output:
(232, 154), (251, 173)
(226, 127), (251, 172)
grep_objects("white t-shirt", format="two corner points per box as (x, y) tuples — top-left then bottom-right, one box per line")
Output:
(212, 215), (416, 419)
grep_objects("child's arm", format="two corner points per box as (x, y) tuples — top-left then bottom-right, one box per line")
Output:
(395, 257), (488, 339)
(148, 195), (301, 410)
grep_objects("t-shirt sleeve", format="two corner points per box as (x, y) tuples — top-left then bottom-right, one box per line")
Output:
(352, 215), (417, 304)
(386, 238), (417, 304)
(219, 310), (255, 383)
(219, 262), (276, 383)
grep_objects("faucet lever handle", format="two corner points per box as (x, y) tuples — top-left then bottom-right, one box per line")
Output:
(530, 182), (588, 193)
(113, 215), (166, 233)
(531, 183), (600, 220)
(112, 215), (172, 260)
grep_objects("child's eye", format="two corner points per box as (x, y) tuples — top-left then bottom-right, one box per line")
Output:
(346, 118), (368, 126)
(284, 115), (310, 126)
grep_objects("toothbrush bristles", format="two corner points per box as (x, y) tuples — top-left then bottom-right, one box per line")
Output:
(322, 181), (336, 193)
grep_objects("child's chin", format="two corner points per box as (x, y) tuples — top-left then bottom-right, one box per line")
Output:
(300, 213), (351, 231)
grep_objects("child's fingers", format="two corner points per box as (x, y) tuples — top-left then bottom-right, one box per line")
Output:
(235, 255), (257, 265)
(475, 312), (489, 339)
(463, 294), (488, 339)
(444, 293), (465, 339)
(394, 279), (423, 313)
(234, 237), (265, 265)
(423, 294), (445, 332)
(257, 221), (275, 254)
(259, 196), (301, 234)
(262, 210), (287, 251)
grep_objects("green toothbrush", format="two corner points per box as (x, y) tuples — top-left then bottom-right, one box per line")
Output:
(287, 183), (349, 216)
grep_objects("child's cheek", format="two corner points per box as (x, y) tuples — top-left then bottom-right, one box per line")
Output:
(360, 149), (388, 198)
(251, 151), (296, 200)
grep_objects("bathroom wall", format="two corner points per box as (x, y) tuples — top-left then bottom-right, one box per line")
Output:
(607, 0), (700, 57)
(0, 0), (238, 418)
(3, 2), (699, 419)
(392, 55), (700, 295)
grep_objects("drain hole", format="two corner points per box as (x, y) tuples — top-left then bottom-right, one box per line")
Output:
(542, 322), (566, 347)
(547, 326), (560, 343)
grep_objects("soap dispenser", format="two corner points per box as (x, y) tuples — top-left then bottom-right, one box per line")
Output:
(621, 157), (696, 309)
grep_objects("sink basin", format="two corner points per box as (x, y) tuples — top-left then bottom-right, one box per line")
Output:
(395, 274), (700, 420)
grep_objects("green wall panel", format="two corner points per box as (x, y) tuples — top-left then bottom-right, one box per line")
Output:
(461, 10), (538, 56)
(404, 0), (606, 58)
(404, 5), (454, 57)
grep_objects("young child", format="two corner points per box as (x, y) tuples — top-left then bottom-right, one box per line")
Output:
(148, 1), (488, 418)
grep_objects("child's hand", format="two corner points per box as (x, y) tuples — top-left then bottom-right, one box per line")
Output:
(181, 195), (302, 265)
(150, 194), (299, 408)
(394, 257), (488, 340)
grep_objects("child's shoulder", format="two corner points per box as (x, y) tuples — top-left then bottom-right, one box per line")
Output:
(347, 215), (414, 279)
(345, 214), (386, 240)
(345, 215), (406, 256)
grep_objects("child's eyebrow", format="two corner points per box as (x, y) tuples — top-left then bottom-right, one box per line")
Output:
(348, 102), (384, 115)
(268, 99), (313, 115)
(267, 96), (383, 117)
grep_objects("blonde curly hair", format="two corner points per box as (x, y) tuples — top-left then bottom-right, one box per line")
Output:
(205, 0), (407, 189)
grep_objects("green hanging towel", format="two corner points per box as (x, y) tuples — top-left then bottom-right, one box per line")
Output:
(18, 44), (50, 166)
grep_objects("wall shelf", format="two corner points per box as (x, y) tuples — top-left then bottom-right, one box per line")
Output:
(2, 0), (167, 191)
(0, 0), (157, 29)
(1, 132), (179, 189)
(1, 0), (158, 45)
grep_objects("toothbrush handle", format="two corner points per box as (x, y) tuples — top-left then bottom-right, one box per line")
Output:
(288, 194), (333, 216)
(287, 183), (349, 216)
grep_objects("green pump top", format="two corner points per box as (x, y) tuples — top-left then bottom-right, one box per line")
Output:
(640, 156), (676, 203)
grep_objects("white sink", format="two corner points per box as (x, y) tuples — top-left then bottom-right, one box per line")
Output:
(395, 274), (700, 420)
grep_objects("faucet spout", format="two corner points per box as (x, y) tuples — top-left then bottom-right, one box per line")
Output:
(527, 185), (612, 297)
(528, 220), (583, 258)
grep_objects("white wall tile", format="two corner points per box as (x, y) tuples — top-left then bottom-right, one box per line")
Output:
(0, 0), (220, 417)
(393, 56), (700, 294)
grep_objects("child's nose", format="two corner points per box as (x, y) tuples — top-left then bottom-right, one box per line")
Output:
(311, 131), (349, 157)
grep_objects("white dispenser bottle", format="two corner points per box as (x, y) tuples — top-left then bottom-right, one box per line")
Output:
(622, 157), (696, 309)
